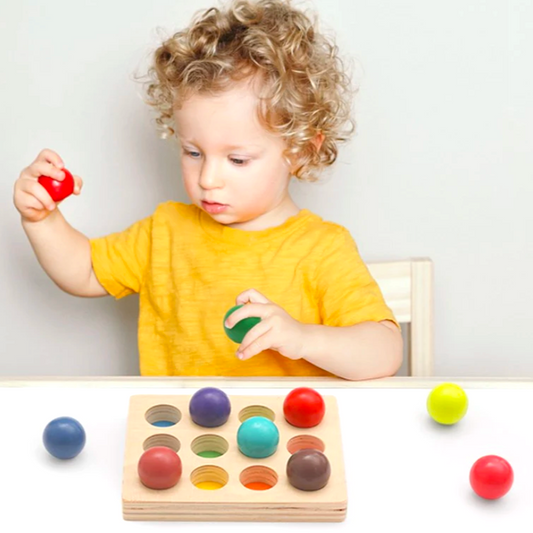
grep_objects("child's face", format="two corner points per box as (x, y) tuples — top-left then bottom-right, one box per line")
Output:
(174, 79), (296, 230)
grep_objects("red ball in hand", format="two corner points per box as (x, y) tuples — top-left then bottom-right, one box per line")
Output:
(38, 167), (74, 202)
(138, 446), (182, 490)
(283, 387), (325, 428)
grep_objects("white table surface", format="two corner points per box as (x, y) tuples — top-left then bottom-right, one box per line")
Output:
(1, 377), (532, 532)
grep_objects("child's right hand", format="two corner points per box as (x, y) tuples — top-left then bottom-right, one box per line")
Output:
(13, 149), (83, 223)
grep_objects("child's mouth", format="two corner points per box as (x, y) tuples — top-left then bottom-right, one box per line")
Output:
(201, 201), (228, 214)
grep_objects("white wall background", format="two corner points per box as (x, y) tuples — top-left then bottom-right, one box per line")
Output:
(1, 0), (531, 377)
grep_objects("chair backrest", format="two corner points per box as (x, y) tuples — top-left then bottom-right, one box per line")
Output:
(367, 258), (434, 377)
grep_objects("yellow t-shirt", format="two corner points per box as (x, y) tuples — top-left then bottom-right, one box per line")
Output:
(89, 202), (399, 377)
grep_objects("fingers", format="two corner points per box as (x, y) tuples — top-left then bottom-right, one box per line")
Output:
(26, 161), (65, 181)
(225, 302), (270, 329)
(25, 178), (56, 210)
(237, 321), (274, 360)
(235, 288), (271, 306)
(35, 148), (64, 169)
(14, 149), (72, 222)
(13, 185), (54, 222)
(26, 157), (82, 194)
(14, 175), (56, 216)
(73, 174), (83, 195)
(18, 190), (47, 212)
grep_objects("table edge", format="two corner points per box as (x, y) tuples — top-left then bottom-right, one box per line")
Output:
(0, 376), (532, 389)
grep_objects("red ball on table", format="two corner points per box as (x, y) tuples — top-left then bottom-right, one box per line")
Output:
(38, 168), (75, 202)
(283, 387), (325, 428)
(469, 455), (514, 500)
(138, 446), (182, 490)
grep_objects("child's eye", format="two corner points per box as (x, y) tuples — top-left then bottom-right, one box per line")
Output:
(182, 149), (247, 166)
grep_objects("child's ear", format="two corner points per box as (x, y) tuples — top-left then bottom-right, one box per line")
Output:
(287, 132), (325, 174)
(312, 130), (325, 152)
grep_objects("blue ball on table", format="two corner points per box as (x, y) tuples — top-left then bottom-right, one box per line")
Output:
(237, 416), (279, 458)
(43, 416), (86, 460)
(189, 387), (232, 428)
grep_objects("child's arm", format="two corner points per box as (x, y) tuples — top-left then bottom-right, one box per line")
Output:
(226, 289), (403, 381)
(299, 320), (403, 381)
(14, 149), (107, 298)
(21, 210), (107, 297)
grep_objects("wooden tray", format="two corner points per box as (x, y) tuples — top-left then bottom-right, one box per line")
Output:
(122, 393), (347, 521)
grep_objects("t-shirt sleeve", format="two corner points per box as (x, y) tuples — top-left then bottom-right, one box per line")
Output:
(315, 227), (400, 330)
(89, 215), (152, 299)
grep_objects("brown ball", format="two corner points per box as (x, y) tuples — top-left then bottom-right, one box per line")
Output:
(286, 449), (331, 491)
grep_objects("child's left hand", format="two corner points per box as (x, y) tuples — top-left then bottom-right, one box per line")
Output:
(225, 289), (307, 361)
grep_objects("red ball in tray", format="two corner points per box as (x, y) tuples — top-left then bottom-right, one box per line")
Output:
(138, 446), (182, 490)
(283, 387), (325, 428)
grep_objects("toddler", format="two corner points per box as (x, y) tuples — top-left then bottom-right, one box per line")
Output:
(13, 0), (402, 380)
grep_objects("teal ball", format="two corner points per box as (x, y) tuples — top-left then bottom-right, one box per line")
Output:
(224, 305), (261, 344)
(237, 416), (279, 458)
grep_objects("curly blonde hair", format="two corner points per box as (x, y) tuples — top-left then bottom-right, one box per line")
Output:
(142, 0), (357, 182)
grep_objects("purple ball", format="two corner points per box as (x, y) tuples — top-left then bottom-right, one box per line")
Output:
(189, 387), (231, 428)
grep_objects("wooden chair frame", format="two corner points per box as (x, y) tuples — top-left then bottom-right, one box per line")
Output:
(368, 258), (434, 376)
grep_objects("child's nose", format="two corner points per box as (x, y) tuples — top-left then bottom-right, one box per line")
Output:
(199, 159), (224, 189)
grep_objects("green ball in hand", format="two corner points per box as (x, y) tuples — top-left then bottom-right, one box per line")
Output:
(223, 304), (261, 343)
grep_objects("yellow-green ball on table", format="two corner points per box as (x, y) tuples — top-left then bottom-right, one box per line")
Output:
(427, 383), (468, 425)
(223, 304), (261, 344)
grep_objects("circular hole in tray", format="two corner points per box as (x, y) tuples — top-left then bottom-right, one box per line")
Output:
(240, 465), (278, 491)
(238, 405), (275, 423)
(145, 404), (182, 427)
(287, 435), (325, 454)
(191, 465), (229, 490)
(191, 434), (229, 458)
(143, 434), (181, 453)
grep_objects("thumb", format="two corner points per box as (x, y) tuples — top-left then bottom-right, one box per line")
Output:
(73, 175), (83, 195)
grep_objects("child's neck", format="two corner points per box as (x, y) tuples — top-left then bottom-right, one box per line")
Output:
(227, 197), (301, 231)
